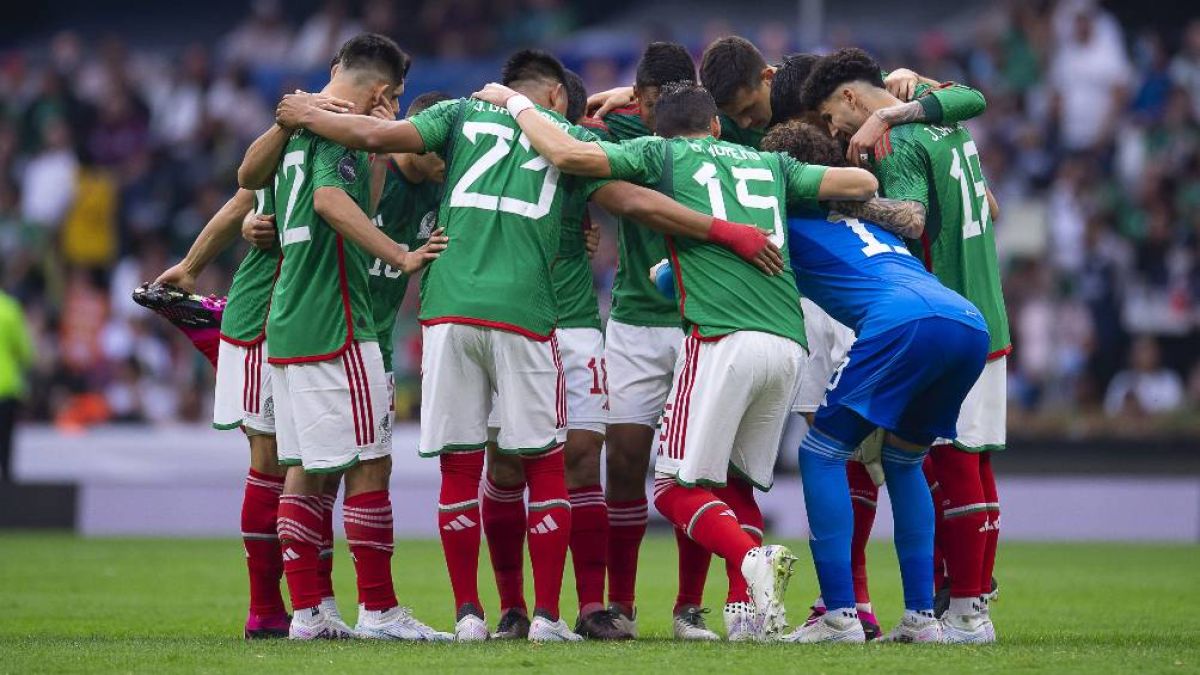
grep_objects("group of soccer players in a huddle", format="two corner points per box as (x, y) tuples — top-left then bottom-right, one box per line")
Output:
(147, 29), (1007, 645)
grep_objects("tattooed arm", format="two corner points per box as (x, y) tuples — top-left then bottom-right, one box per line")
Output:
(826, 197), (926, 240)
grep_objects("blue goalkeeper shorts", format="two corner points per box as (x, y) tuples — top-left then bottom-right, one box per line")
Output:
(813, 316), (989, 448)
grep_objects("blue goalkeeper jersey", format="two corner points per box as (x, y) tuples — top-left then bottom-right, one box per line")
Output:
(786, 211), (987, 340)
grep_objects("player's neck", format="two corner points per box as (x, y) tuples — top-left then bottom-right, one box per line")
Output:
(322, 79), (369, 114)
(861, 87), (902, 114)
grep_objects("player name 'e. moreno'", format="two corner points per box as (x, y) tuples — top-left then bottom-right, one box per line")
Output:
(687, 140), (762, 161)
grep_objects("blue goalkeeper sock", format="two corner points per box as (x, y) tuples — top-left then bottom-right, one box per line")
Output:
(882, 442), (935, 612)
(798, 429), (856, 612)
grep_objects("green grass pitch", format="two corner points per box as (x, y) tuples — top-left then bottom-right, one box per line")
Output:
(2, 533), (1198, 673)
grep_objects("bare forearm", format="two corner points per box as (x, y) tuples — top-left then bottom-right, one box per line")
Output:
(301, 109), (422, 154)
(592, 182), (711, 240)
(239, 125), (290, 189)
(314, 188), (405, 265)
(513, 108), (611, 177)
(829, 197), (926, 239)
(874, 101), (926, 127)
(183, 189), (256, 274)
(369, 157), (388, 216)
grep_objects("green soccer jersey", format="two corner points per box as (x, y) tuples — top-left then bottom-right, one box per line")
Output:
(220, 189), (280, 345)
(599, 135), (827, 347)
(409, 98), (602, 339)
(554, 188), (601, 330)
(718, 116), (765, 150)
(369, 160), (439, 373)
(874, 123), (1010, 356)
(267, 130), (375, 363)
(585, 106), (680, 327)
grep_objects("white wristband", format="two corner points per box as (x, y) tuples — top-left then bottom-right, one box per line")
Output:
(506, 94), (535, 118)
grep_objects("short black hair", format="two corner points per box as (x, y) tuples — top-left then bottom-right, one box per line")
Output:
(799, 47), (884, 113)
(334, 33), (410, 85)
(501, 48), (567, 88)
(699, 36), (768, 107)
(655, 81), (718, 138)
(762, 120), (847, 167)
(635, 41), (696, 89)
(563, 69), (587, 123)
(407, 91), (452, 117)
(769, 53), (819, 126)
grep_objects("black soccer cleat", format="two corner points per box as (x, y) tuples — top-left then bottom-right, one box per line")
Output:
(574, 607), (634, 640)
(491, 607), (531, 640)
(132, 281), (226, 330)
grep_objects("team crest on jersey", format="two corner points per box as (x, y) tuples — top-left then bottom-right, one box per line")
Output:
(338, 154), (358, 183)
(418, 210), (438, 239)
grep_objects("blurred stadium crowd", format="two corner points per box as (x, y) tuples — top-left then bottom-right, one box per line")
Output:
(1, 0), (1199, 434)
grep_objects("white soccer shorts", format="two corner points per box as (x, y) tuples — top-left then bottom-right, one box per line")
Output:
(654, 331), (805, 491)
(936, 355), (1007, 451)
(420, 323), (566, 457)
(273, 341), (390, 472)
(213, 339), (274, 435)
(792, 298), (856, 414)
(605, 319), (684, 427)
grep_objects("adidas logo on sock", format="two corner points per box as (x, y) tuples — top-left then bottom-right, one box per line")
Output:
(442, 514), (477, 532)
(529, 514), (560, 535)
(282, 548), (300, 562)
(719, 508), (738, 520)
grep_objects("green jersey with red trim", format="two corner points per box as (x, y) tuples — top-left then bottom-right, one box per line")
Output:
(554, 187), (601, 330)
(586, 106), (680, 327)
(368, 160), (438, 373)
(874, 123), (1010, 356)
(220, 189), (280, 345)
(409, 98), (601, 339)
(267, 130), (375, 363)
(599, 135), (827, 347)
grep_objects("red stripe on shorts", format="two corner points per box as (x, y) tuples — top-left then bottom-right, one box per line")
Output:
(666, 338), (689, 458)
(351, 342), (375, 445)
(343, 352), (364, 447)
(550, 334), (567, 428)
(675, 336), (700, 460)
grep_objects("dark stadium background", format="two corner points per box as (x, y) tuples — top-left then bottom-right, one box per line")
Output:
(0, 0), (1197, 541)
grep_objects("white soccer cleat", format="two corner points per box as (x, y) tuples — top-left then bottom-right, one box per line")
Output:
(355, 605), (452, 641)
(672, 606), (719, 641)
(780, 608), (866, 643)
(455, 612), (491, 642)
(979, 595), (997, 642)
(723, 602), (762, 642)
(880, 611), (943, 643)
(288, 606), (354, 640)
(528, 615), (584, 642)
(740, 544), (797, 639)
(320, 597), (354, 635)
(945, 610), (993, 638)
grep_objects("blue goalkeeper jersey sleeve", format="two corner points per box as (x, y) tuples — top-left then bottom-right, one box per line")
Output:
(786, 211), (987, 339)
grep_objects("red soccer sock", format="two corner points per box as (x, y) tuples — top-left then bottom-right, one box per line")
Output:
(847, 461), (879, 605)
(606, 497), (648, 613)
(242, 469), (286, 617)
(343, 490), (397, 611)
(277, 493), (326, 611)
(713, 477), (763, 604)
(931, 444), (987, 599)
(525, 448), (571, 620)
(316, 491), (336, 600)
(654, 478), (756, 578)
(438, 452), (484, 612)
(568, 484), (608, 613)
(980, 452), (1000, 592)
(482, 475), (527, 613)
(672, 526), (711, 610)
(926, 455), (947, 591)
